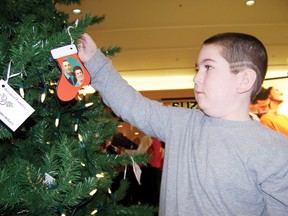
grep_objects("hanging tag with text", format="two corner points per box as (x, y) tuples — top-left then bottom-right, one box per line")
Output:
(0, 79), (34, 131)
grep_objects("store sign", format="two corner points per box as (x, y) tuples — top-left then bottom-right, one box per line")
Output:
(162, 100), (197, 109)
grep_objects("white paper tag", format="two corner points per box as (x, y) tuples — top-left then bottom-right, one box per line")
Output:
(0, 79), (35, 131)
(131, 156), (142, 185)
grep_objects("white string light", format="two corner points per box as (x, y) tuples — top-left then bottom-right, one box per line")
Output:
(55, 112), (60, 127)
(85, 102), (94, 108)
(74, 118), (79, 132)
(91, 209), (98, 215)
(96, 173), (104, 178)
(78, 134), (83, 142)
(41, 91), (46, 103)
(19, 85), (25, 98)
(89, 189), (97, 196)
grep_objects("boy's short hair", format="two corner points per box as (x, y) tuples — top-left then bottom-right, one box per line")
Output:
(203, 33), (268, 101)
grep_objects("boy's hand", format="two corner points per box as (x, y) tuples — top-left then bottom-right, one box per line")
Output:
(78, 33), (97, 63)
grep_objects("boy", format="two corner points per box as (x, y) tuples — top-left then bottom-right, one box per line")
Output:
(78, 33), (288, 215)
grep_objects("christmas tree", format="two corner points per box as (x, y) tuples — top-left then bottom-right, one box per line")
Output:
(0, 0), (155, 215)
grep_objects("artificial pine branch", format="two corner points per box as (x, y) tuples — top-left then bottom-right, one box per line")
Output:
(0, 0), (153, 215)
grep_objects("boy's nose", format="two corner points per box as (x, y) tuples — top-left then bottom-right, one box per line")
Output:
(193, 72), (202, 84)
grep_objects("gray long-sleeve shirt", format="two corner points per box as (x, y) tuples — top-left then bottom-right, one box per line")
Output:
(85, 50), (288, 216)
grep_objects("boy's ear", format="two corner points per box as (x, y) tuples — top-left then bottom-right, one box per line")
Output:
(237, 69), (257, 93)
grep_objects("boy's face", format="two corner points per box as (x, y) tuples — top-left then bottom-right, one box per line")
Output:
(194, 44), (243, 119)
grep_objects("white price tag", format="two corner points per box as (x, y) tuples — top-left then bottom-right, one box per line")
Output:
(0, 79), (35, 131)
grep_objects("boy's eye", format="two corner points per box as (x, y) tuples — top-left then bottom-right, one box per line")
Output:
(195, 64), (214, 73)
(204, 65), (213, 71)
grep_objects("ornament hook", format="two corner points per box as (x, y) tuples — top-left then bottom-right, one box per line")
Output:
(67, 19), (79, 44)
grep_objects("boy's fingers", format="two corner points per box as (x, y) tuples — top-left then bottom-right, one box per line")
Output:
(77, 38), (86, 50)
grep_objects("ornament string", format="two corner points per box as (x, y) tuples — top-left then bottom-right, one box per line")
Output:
(4, 60), (22, 84)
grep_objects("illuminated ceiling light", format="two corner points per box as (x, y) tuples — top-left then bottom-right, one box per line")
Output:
(246, 0), (255, 6)
(72, 9), (81, 14)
